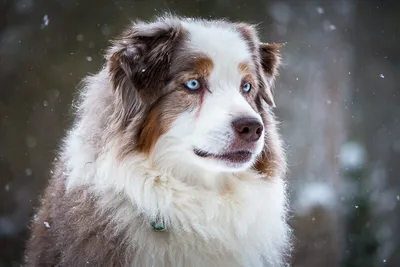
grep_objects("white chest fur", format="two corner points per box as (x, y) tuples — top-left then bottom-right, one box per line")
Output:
(90, 166), (289, 267)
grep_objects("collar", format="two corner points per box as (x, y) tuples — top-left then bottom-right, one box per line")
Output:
(151, 214), (166, 231)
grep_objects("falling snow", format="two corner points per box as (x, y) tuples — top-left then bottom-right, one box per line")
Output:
(328, 24), (337, 31)
(26, 135), (37, 148)
(41, 15), (49, 29)
(340, 141), (367, 170)
(44, 221), (50, 228)
(323, 20), (337, 31)
(25, 168), (32, 176)
(101, 26), (111, 36)
(316, 7), (324, 14)
(379, 73), (385, 78)
(76, 34), (84, 41)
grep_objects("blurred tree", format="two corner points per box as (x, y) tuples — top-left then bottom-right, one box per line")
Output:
(342, 166), (380, 267)
(344, 1), (400, 266)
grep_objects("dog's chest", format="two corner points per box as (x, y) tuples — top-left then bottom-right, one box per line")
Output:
(90, 170), (287, 267)
(117, 183), (284, 267)
(127, 216), (268, 267)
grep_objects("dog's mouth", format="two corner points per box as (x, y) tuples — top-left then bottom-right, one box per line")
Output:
(193, 148), (253, 164)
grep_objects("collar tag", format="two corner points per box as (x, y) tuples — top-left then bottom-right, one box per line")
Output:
(151, 215), (166, 231)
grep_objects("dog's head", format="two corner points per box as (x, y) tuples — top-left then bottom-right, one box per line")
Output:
(107, 15), (285, 176)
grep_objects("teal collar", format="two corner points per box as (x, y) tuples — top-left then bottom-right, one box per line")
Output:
(151, 215), (166, 231)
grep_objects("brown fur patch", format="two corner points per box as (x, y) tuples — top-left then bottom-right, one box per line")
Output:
(135, 54), (213, 155)
(107, 18), (187, 131)
(137, 105), (167, 155)
(235, 23), (285, 178)
(194, 57), (214, 77)
(253, 148), (279, 178)
(259, 43), (282, 77)
(253, 95), (287, 179)
(238, 62), (251, 74)
(137, 88), (197, 155)
(168, 53), (213, 79)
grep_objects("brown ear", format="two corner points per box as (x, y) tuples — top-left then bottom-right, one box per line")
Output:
(259, 43), (282, 77)
(107, 18), (184, 125)
(258, 43), (283, 108)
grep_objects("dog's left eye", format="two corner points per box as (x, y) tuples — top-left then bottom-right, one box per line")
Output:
(242, 82), (252, 93)
(184, 79), (201, 90)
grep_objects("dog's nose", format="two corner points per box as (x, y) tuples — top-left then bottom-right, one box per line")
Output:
(232, 117), (263, 142)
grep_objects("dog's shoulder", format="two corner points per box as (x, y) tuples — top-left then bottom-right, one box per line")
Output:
(24, 168), (132, 267)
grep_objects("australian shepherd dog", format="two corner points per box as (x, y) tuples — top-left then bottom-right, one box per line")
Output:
(25, 14), (291, 267)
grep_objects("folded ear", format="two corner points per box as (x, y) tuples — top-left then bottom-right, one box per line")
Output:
(108, 19), (183, 91)
(258, 43), (283, 108)
(106, 18), (184, 125)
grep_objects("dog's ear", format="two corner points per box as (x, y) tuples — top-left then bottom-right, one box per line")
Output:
(258, 43), (283, 108)
(252, 43), (285, 177)
(108, 19), (184, 91)
(107, 19), (184, 125)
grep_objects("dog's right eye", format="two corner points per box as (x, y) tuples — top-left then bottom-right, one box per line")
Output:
(184, 79), (200, 90)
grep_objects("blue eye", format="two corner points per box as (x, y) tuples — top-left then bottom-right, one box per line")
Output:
(184, 79), (200, 90)
(242, 82), (252, 93)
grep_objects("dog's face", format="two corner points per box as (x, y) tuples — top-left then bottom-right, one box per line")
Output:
(108, 16), (283, 175)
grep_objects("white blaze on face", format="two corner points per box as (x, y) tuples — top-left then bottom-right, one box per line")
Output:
(152, 21), (264, 173)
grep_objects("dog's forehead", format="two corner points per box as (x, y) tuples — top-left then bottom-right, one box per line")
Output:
(182, 21), (252, 67)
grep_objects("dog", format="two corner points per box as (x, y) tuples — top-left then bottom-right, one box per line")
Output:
(24, 14), (290, 267)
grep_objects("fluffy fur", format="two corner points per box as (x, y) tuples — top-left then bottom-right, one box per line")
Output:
(25, 14), (291, 267)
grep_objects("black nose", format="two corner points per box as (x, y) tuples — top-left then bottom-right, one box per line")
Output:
(232, 117), (263, 142)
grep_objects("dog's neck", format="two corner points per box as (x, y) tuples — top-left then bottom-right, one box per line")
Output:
(148, 159), (241, 192)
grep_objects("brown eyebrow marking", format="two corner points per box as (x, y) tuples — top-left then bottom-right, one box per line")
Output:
(239, 61), (258, 80)
(239, 62), (257, 89)
(193, 57), (214, 77)
(239, 62), (251, 73)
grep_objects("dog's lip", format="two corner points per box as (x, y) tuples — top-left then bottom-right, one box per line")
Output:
(193, 148), (253, 163)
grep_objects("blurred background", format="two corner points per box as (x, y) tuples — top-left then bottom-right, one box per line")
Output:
(0, 0), (399, 266)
